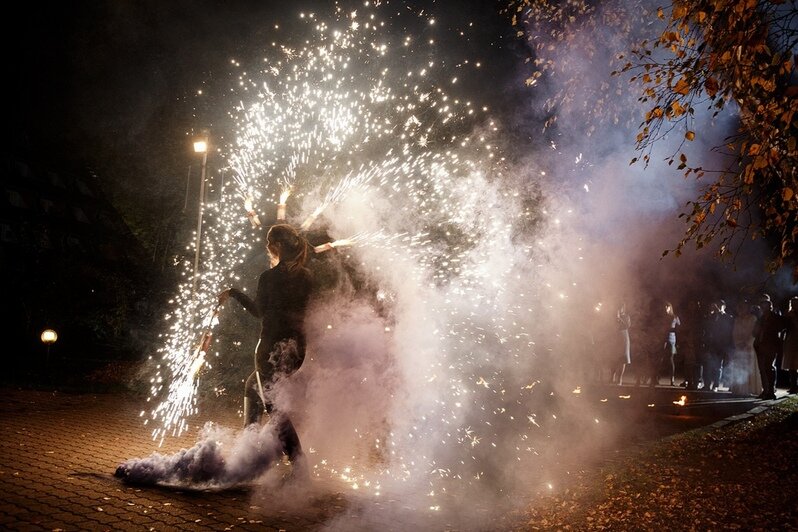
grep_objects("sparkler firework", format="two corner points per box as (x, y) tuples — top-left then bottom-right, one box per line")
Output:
(145, 1), (575, 510)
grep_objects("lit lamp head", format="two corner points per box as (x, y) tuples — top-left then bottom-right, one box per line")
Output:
(193, 139), (208, 153)
(40, 329), (58, 345)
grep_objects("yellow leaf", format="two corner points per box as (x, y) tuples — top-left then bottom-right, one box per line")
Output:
(673, 77), (690, 95)
(696, 11), (707, 23)
(784, 188), (795, 201)
(685, 131), (695, 141)
(671, 100), (686, 116)
(749, 144), (761, 155)
(673, 5), (687, 19)
(705, 77), (719, 98)
(658, 7), (664, 19)
(744, 166), (755, 184)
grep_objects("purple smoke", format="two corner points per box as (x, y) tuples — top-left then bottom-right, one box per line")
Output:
(115, 422), (282, 487)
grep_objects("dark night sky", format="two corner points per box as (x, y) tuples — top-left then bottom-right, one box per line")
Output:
(11, 2), (286, 164)
(8, 1), (519, 191)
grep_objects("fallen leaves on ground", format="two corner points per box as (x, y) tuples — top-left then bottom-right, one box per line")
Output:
(516, 397), (798, 530)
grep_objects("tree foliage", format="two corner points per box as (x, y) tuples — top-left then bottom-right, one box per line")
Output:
(623, 0), (798, 277)
(505, 0), (651, 133)
(509, 0), (798, 279)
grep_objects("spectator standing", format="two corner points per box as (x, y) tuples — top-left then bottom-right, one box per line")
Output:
(704, 300), (734, 392)
(753, 297), (786, 400)
(651, 302), (680, 387)
(612, 303), (632, 386)
(679, 299), (704, 390)
(781, 296), (798, 394)
(664, 302), (681, 386)
(730, 300), (760, 396)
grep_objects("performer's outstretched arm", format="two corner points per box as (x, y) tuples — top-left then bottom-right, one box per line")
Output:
(219, 287), (262, 318)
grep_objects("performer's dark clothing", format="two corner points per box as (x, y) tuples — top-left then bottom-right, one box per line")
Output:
(230, 262), (312, 460)
(230, 262), (312, 372)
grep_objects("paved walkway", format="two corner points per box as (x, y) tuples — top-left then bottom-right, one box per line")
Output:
(0, 387), (786, 531)
(0, 389), (434, 531)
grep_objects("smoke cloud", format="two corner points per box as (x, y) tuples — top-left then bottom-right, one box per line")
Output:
(127, 2), (794, 528)
(115, 422), (282, 487)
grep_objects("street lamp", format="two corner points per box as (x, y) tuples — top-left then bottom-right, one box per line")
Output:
(41, 328), (57, 366)
(192, 132), (209, 294)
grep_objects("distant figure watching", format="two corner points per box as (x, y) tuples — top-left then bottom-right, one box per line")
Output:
(781, 296), (798, 394)
(612, 303), (631, 386)
(663, 302), (681, 387)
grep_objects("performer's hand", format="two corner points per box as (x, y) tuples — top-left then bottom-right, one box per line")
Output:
(218, 289), (231, 306)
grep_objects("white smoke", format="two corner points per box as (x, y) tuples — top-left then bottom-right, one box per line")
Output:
(127, 2), (791, 528)
(115, 422), (282, 487)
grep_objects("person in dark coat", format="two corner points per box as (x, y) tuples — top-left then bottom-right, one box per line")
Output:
(219, 224), (313, 471)
(703, 299), (734, 392)
(753, 298), (786, 400)
(679, 299), (704, 390)
(782, 296), (798, 394)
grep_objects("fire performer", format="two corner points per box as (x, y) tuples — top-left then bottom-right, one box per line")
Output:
(218, 223), (312, 477)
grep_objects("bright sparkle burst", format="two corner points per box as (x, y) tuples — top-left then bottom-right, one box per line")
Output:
(145, 1), (574, 507)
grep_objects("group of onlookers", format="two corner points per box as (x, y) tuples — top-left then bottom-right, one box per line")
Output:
(605, 294), (798, 398)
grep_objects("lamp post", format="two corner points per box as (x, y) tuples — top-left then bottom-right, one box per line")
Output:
(192, 133), (209, 294)
(40, 328), (57, 367)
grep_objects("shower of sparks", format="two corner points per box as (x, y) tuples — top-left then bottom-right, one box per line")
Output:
(145, 1), (588, 507)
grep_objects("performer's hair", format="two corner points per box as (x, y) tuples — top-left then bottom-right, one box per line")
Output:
(267, 224), (308, 273)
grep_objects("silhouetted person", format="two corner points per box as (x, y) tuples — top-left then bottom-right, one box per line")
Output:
(219, 224), (312, 476)
(679, 299), (704, 390)
(654, 302), (680, 387)
(612, 303), (631, 386)
(782, 296), (798, 394)
(730, 300), (760, 396)
(703, 299), (734, 392)
(753, 298), (786, 400)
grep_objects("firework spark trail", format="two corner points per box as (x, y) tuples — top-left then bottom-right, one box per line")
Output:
(300, 157), (399, 230)
(145, 2), (571, 509)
